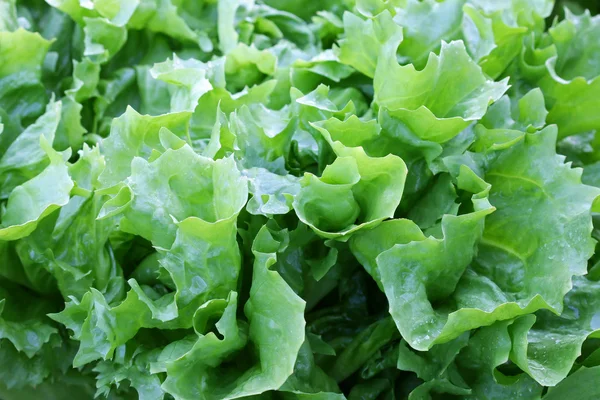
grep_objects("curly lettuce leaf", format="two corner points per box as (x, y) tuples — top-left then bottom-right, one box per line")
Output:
(508, 276), (600, 386)
(245, 167), (301, 216)
(352, 166), (493, 350)
(14, 145), (124, 301)
(158, 213), (243, 323)
(0, 136), (73, 240)
(337, 10), (403, 78)
(393, 0), (466, 68)
(94, 345), (164, 400)
(538, 10), (600, 137)
(293, 143), (406, 240)
(455, 321), (543, 399)
(150, 56), (214, 112)
(438, 127), (598, 345)
(107, 145), (247, 248)
(0, 28), (51, 126)
(49, 281), (177, 367)
(161, 225), (305, 399)
(0, 100), (62, 198)
(229, 104), (296, 174)
(98, 107), (191, 188)
(0, 281), (74, 390)
(3, 0), (600, 398)
(470, 126), (599, 314)
(375, 39), (508, 143)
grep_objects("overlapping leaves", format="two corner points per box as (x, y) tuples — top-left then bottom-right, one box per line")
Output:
(1, 0), (600, 399)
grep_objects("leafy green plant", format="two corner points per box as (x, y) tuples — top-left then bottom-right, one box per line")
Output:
(1, 0), (600, 399)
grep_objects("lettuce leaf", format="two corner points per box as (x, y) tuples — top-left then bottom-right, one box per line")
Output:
(2, 1), (600, 399)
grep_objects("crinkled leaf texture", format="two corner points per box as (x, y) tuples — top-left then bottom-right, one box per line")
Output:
(293, 143), (407, 240)
(353, 127), (599, 351)
(538, 11), (600, 137)
(160, 225), (306, 399)
(2, 0), (600, 399)
(374, 39), (509, 143)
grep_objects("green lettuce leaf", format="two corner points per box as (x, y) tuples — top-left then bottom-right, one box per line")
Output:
(107, 145), (247, 249)
(394, 0), (466, 68)
(0, 136), (73, 240)
(374, 39), (508, 143)
(0, 0), (18, 32)
(0, 28), (51, 126)
(4, 0), (600, 397)
(94, 345), (164, 400)
(14, 145), (124, 301)
(352, 166), (494, 350)
(98, 107), (192, 188)
(161, 224), (305, 399)
(508, 276), (600, 386)
(150, 56), (213, 112)
(0, 100), (62, 198)
(0, 281), (74, 390)
(229, 104), (296, 174)
(245, 167), (301, 216)
(455, 321), (542, 399)
(538, 10), (600, 137)
(543, 366), (600, 400)
(337, 10), (403, 78)
(49, 280), (177, 367)
(293, 142), (407, 240)
(158, 211), (244, 324)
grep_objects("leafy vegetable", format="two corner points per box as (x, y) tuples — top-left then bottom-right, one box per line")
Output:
(1, 0), (600, 399)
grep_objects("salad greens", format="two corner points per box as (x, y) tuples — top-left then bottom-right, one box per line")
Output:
(2, 0), (600, 399)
